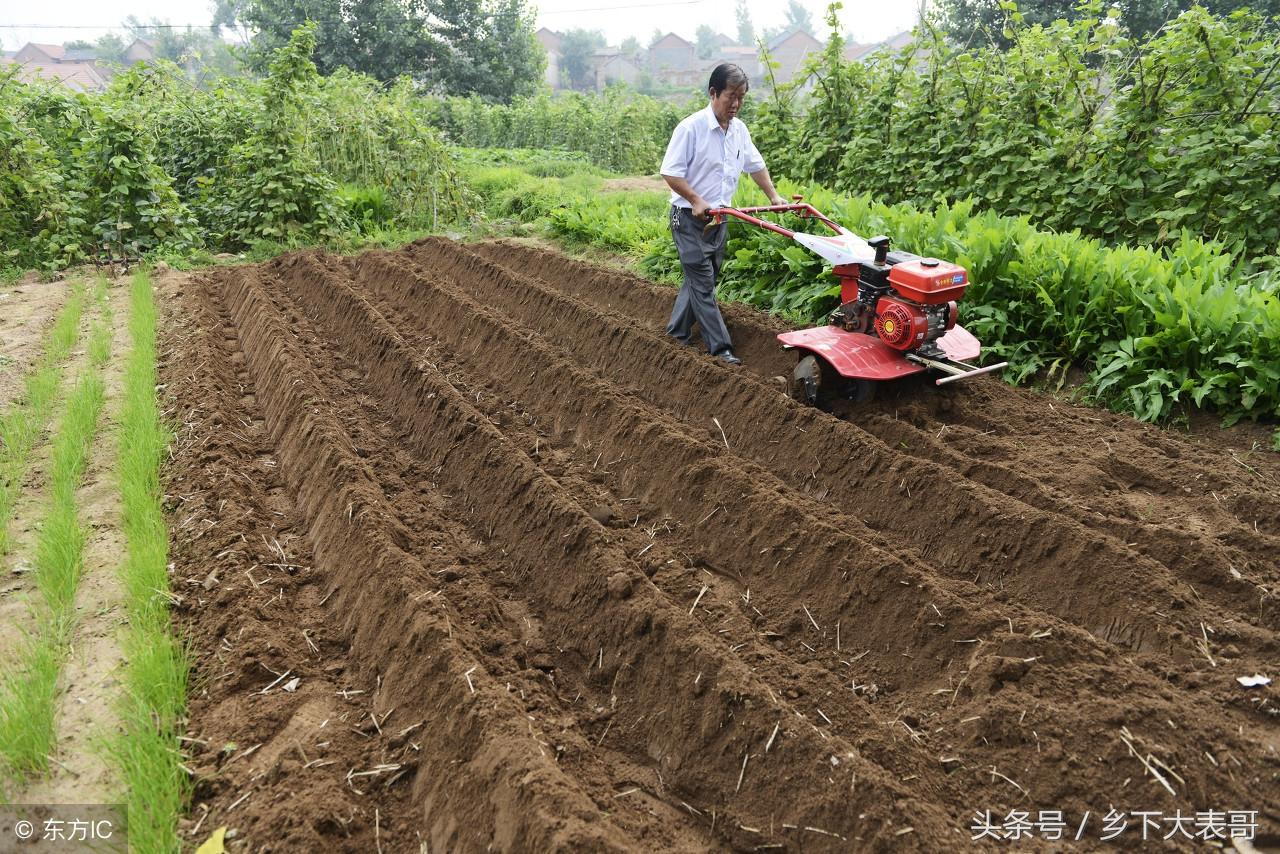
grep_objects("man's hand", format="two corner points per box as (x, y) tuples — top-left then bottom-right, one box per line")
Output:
(767, 194), (787, 207)
(662, 175), (714, 220)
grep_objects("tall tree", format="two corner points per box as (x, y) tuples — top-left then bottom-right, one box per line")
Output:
(784, 0), (815, 33)
(736, 0), (755, 44)
(938, 0), (1090, 46)
(935, 0), (1279, 46)
(559, 28), (606, 91)
(213, 0), (544, 100)
(94, 33), (128, 63)
(620, 35), (642, 59)
(432, 0), (545, 98)
(695, 25), (718, 58)
(764, 0), (816, 41)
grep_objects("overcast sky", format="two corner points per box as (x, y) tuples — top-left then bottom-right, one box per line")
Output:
(1, 0), (921, 53)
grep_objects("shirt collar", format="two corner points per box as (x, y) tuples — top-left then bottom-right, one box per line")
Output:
(703, 103), (730, 133)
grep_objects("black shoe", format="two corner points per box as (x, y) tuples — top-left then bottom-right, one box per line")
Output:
(717, 351), (742, 365)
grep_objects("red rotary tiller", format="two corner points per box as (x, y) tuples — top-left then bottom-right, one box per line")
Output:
(705, 197), (1007, 404)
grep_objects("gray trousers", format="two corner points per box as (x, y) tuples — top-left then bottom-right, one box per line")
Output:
(666, 205), (732, 356)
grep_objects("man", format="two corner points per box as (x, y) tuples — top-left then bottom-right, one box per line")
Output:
(660, 62), (785, 365)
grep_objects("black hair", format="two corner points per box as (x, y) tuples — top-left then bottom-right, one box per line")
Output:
(708, 63), (749, 97)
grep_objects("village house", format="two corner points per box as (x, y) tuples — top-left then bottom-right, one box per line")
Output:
(593, 50), (642, 90)
(647, 32), (697, 75)
(2, 38), (157, 93)
(531, 27), (914, 96)
(534, 27), (562, 90)
(766, 28), (824, 85)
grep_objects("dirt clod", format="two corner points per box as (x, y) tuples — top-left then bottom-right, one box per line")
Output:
(606, 572), (634, 599)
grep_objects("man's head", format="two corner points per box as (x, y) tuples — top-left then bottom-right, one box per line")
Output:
(708, 63), (749, 125)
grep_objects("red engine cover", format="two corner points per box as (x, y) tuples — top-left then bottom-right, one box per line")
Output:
(889, 258), (968, 304)
(874, 296), (929, 350)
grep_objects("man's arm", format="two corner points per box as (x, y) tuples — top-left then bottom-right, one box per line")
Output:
(662, 175), (712, 219)
(749, 168), (786, 207)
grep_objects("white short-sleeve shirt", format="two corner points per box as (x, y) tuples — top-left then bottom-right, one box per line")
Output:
(660, 104), (767, 209)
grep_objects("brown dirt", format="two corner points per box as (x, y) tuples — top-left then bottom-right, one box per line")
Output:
(1, 284), (100, 665)
(600, 176), (668, 193)
(162, 239), (1280, 852)
(0, 276), (70, 411)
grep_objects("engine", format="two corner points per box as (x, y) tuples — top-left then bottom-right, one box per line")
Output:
(829, 237), (966, 354)
(873, 297), (958, 351)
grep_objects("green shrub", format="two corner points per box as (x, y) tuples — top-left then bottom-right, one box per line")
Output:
(0, 24), (469, 268)
(429, 90), (688, 174)
(337, 185), (393, 230)
(757, 3), (1280, 263)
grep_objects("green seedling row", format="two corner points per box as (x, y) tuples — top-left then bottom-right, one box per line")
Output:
(108, 269), (189, 854)
(0, 279), (111, 791)
(0, 286), (87, 557)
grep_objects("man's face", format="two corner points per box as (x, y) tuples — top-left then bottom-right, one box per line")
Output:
(711, 83), (747, 124)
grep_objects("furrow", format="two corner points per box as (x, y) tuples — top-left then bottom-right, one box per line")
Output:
(340, 250), (1182, 700)
(475, 241), (1280, 600)
(216, 264), (646, 852)
(174, 243), (1280, 849)
(222, 260), (718, 851)
(255, 250), (961, 848)
(855, 411), (1279, 628)
(407, 239), (1251, 658)
(327, 247), (1279, 823)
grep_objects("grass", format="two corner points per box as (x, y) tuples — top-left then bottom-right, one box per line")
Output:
(0, 278), (110, 791)
(0, 284), (87, 557)
(108, 268), (189, 853)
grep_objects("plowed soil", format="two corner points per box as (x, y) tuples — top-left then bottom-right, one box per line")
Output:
(161, 239), (1279, 851)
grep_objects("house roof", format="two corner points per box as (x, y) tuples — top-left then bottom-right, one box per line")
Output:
(63, 48), (99, 61)
(849, 31), (913, 61)
(651, 32), (693, 49)
(535, 27), (562, 51)
(124, 38), (158, 57)
(25, 42), (66, 59)
(591, 49), (623, 68)
(880, 31), (914, 50)
(767, 29), (822, 52)
(843, 42), (874, 61)
(12, 60), (109, 92)
(599, 54), (639, 70)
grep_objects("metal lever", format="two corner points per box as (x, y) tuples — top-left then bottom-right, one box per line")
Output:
(905, 352), (1009, 386)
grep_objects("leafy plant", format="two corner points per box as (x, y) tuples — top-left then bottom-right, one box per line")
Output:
(0, 23), (469, 268)
(429, 88), (690, 174)
(109, 269), (189, 854)
(757, 3), (1280, 264)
